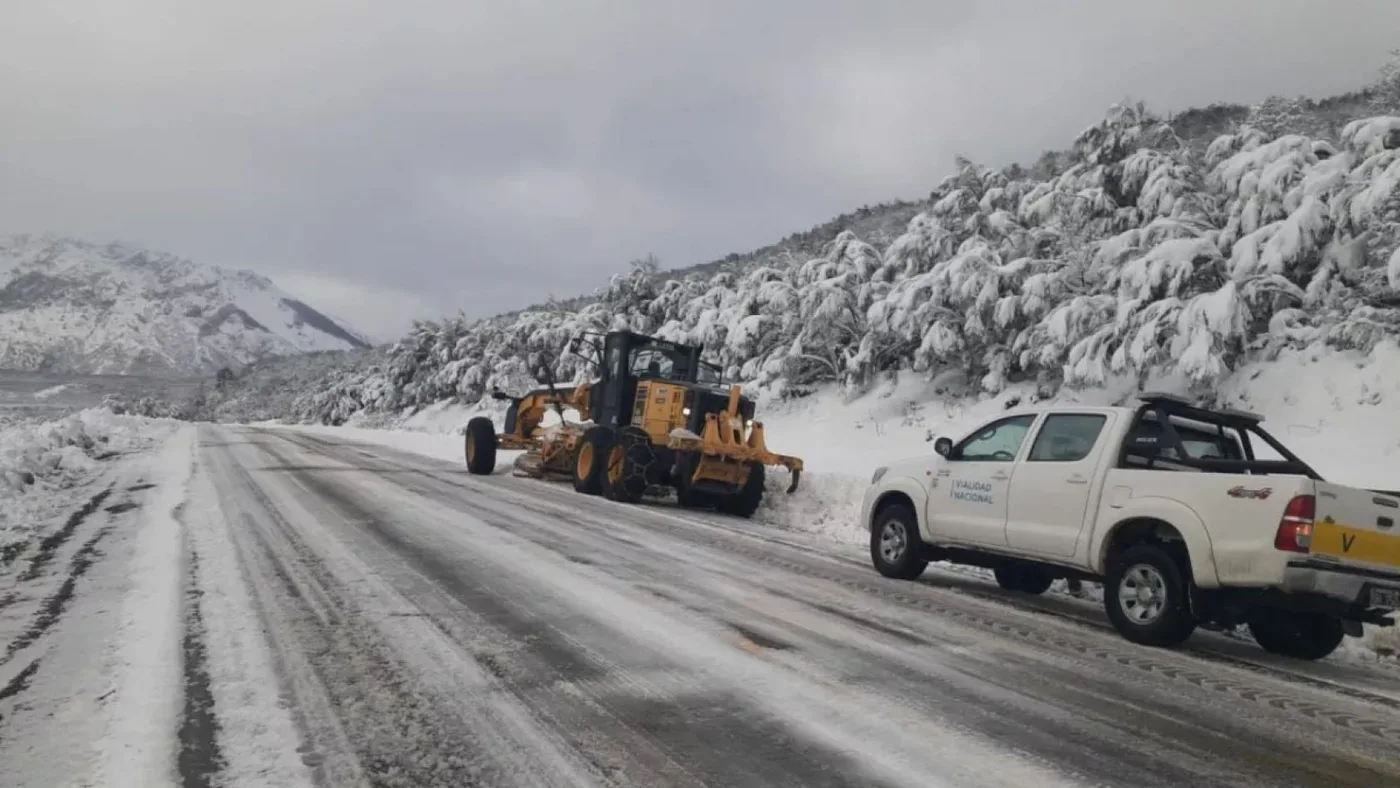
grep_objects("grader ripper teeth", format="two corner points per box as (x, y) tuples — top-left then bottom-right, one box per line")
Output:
(461, 329), (804, 518)
(665, 386), (803, 494)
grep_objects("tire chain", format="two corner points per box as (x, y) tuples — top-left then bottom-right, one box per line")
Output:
(272, 430), (1400, 743)
(614, 433), (655, 502)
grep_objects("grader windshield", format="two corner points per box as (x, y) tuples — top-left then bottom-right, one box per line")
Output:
(625, 342), (723, 385)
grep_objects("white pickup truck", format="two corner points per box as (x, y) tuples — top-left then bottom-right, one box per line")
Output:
(861, 393), (1400, 660)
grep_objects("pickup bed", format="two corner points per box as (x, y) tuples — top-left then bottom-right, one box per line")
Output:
(862, 393), (1400, 660)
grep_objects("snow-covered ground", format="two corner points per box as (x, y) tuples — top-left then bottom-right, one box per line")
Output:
(0, 409), (180, 555)
(275, 340), (1400, 661)
(0, 410), (190, 788)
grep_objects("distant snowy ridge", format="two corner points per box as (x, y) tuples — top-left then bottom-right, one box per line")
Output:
(0, 236), (372, 375)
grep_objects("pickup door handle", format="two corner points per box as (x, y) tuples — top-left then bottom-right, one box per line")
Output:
(1380, 516), (1395, 529)
(1066, 474), (1089, 485)
(991, 472), (1010, 481)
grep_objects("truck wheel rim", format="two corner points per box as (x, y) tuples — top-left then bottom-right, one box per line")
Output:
(578, 443), (594, 478)
(879, 520), (908, 563)
(466, 434), (476, 463)
(1118, 564), (1168, 625)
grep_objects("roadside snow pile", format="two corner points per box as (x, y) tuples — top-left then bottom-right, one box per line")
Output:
(0, 408), (175, 555)
(756, 471), (869, 544)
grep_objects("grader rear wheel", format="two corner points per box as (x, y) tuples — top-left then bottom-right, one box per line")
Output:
(573, 425), (615, 495)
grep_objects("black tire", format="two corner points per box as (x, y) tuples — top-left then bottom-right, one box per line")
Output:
(1104, 543), (1197, 648)
(605, 426), (654, 504)
(994, 565), (1054, 595)
(1247, 608), (1345, 661)
(716, 462), (764, 518)
(572, 426), (615, 495)
(870, 503), (928, 581)
(673, 453), (715, 510)
(464, 417), (497, 475)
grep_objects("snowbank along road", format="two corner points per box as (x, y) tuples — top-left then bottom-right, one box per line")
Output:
(4, 424), (1400, 787)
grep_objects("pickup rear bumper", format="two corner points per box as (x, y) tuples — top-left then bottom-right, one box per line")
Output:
(1282, 560), (1400, 613)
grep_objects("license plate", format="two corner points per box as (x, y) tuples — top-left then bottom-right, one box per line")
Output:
(1370, 586), (1400, 608)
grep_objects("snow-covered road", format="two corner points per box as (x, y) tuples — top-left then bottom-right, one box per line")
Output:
(5, 424), (1400, 787)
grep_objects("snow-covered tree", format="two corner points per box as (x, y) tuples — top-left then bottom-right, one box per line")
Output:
(215, 66), (1400, 424)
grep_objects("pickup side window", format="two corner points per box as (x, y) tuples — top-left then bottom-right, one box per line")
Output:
(1116, 397), (1322, 479)
(953, 414), (1037, 462)
(1123, 418), (1245, 470)
(1027, 414), (1107, 462)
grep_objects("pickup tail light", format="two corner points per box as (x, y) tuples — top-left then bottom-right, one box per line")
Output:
(1274, 494), (1315, 553)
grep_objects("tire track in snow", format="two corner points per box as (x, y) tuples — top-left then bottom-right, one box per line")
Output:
(3, 523), (115, 665)
(0, 659), (40, 731)
(215, 444), (507, 787)
(16, 485), (111, 581)
(177, 529), (225, 788)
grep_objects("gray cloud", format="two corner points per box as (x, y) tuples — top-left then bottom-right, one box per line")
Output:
(3, 0), (1398, 339)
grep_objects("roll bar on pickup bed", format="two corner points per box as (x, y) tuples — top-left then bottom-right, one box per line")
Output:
(1120, 393), (1323, 480)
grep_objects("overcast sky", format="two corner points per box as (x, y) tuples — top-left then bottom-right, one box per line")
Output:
(3, 1), (1398, 340)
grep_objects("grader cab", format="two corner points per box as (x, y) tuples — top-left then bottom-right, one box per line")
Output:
(461, 330), (803, 517)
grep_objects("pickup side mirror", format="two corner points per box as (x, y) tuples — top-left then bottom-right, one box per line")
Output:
(934, 437), (954, 458)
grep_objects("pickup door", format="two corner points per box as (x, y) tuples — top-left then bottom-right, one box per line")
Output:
(927, 413), (1040, 547)
(1004, 411), (1119, 558)
(1310, 483), (1400, 606)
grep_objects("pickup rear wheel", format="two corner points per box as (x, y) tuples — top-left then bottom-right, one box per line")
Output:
(870, 503), (928, 581)
(1104, 544), (1197, 648)
(1246, 608), (1345, 661)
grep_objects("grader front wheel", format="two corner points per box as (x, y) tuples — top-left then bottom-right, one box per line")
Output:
(716, 462), (765, 519)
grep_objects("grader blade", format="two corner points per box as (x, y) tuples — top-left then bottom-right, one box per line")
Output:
(512, 451), (545, 478)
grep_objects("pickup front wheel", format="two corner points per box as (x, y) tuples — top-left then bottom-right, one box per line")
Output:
(870, 503), (928, 581)
(1105, 544), (1197, 648)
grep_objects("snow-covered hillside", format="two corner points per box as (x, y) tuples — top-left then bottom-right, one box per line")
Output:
(0, 236), (372, 375)
(230, 109), (1400, 427)
(202, 57), (1400, 428)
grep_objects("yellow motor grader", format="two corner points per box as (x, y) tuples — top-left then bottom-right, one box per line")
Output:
(462, 330), (803, 517)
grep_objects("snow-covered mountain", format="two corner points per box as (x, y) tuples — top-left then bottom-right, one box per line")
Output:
(0, 236), (372, 375)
